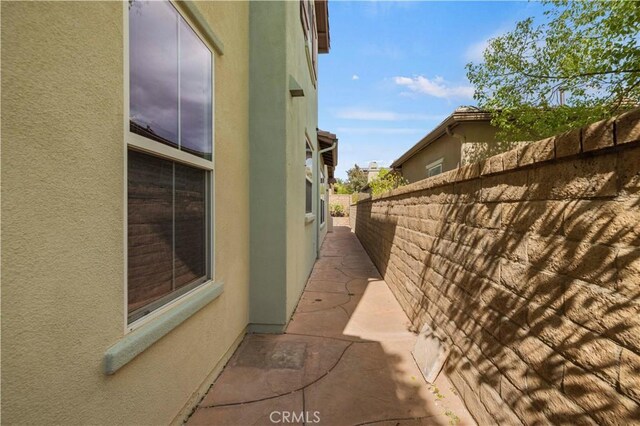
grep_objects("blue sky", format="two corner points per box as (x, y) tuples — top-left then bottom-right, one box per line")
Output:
(318, 1), (546, 179)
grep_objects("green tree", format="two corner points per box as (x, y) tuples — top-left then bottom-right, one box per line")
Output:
(369, 168), (407, 196)
(467, 0), (640, 142)
(333, 178), (351, 194)
(345, 165), (368, 193)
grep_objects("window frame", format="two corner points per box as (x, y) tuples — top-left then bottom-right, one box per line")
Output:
(426, 158), (444, 178)
(305, 137), (314, 215)
(319, 164), (326, 226)
(300, 0), (318, 83)
(124, 0), (216, 332)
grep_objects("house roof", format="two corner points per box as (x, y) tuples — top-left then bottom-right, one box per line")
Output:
(390, 107), (492, 169)
(315, 0), (330, 53)
(318, 129), (338, 181)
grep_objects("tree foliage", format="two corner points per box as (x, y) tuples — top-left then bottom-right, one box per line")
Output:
(467, 0), (640, 141)
(369, 168), (407, 196)
(333, 178), (351, 194)
(345, 165), (369, 193)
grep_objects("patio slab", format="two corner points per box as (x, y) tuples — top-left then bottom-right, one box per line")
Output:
(187, 225), (475, 426)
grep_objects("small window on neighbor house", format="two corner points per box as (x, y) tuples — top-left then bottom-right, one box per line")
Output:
(127, 0), (213, 325)
(306, 139), (313, 214)
(426, 158), (444, 178)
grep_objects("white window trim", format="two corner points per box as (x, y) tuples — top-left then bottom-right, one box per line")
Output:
(301, 0), (318, 86)
(426, 157), (444, 177)
(319, 164), (326, 226)
(305, 136), (314, 216)
(123, 0), (217, 334)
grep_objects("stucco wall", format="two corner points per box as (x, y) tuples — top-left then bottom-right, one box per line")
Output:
(1, 2), (250, 424)
(247, 1), (320, 330)
(285, 0), (321, 319)
(400, 121), (498, 183)
(400, 133), (462, 183)
(351, 111), (640, 424)
(248, 1), (288, 329)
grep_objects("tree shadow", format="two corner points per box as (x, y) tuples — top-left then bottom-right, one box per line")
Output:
(187, 225), (474, 426)
(352, 142), (640, 425)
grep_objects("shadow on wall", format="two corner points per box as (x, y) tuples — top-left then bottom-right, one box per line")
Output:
(352, 114), (640, 425)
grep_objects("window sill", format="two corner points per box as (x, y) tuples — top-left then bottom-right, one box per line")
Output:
(305, 213), (316, 224)
(103, 280), (224, 375)
(320, 221), (326, 230)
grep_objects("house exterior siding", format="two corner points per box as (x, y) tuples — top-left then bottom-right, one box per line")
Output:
(249, 0), (327, 329)
(400, 133), (463, 183)
(394, 113), (498, 184)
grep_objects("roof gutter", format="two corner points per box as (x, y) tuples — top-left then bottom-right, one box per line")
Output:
(319, 141), (336, 155)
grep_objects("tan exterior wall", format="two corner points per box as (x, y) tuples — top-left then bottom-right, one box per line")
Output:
(399, 121), (497, 183)
(351, 111), (640, 424)
(399, 133), (462, 183)
(1, 2), (250, 424)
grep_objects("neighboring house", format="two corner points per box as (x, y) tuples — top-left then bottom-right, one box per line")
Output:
(355, 161), (382, 194)
(390, 107), (498, 183)
(362, 161), (381, 182)
(2, 1), (333, 425)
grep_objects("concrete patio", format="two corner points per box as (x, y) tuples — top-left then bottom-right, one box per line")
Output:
(187, 226), (474, 425)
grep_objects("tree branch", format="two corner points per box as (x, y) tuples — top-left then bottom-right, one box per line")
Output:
(500, 68), (640, 80)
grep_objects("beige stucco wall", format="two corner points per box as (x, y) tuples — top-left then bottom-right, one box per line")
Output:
(400, 133), (462, 183)
(1, 1), (250, 424)
(399, 121), (497, 183)
(459, 121), (500, 165)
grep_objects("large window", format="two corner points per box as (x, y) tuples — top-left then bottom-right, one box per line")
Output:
(127, 0), (213, 325)
(305, 139), (313, 214)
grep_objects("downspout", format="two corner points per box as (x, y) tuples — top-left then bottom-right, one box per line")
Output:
(446, 125), (466, 168)
(319, 141), (337, 155)
(317, 142), (337, 259)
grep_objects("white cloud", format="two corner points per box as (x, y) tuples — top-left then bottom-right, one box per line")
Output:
(393, 75), (475, 100)
(336, 127), (427, 135)
(352, 74), (360, 80)
(335, 107), (445, 122)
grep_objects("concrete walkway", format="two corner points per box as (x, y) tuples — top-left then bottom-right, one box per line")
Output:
(187, 226), (475, 426)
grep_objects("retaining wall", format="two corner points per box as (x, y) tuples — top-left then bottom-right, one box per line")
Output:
(350, 109), (640, 424)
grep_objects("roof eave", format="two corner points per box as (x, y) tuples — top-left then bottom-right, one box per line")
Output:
(315, 0), (330, 53)
(390, 111), (492, 168)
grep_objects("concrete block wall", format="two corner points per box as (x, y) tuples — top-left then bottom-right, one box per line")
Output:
(351, 109), (640, 424)
(330, 193), (351, 216)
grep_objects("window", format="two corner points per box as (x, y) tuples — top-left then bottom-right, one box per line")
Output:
(305, 139), (313, 214)
(426, 158), (444, 178)
(127, 0), (213, 325)
(300, 0), (318, 80)
(320, 166), (326, 225)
